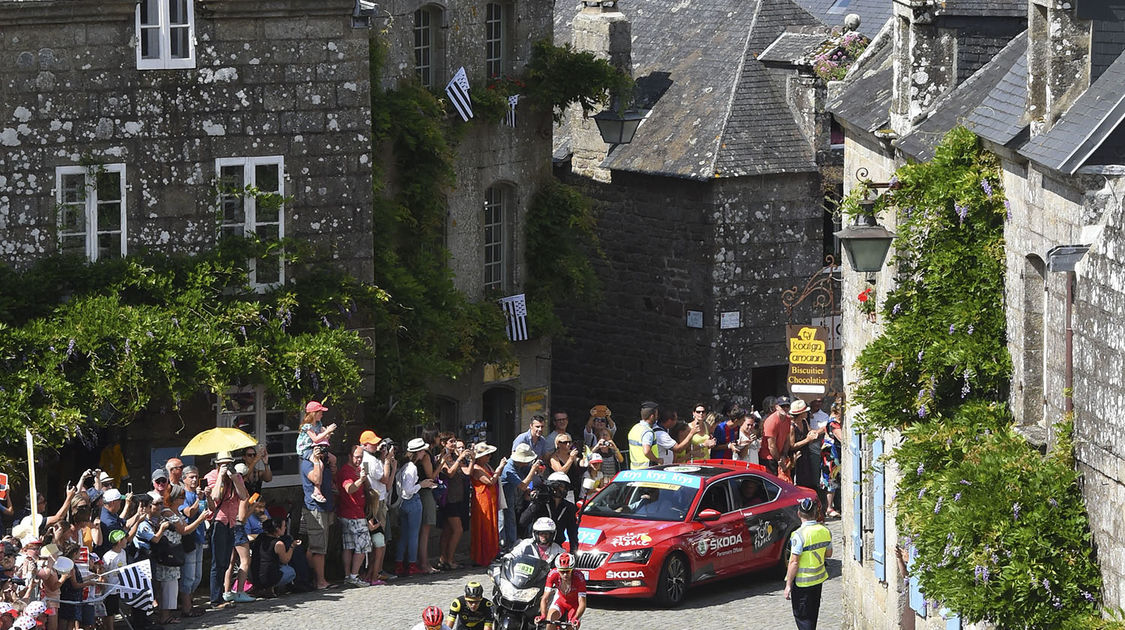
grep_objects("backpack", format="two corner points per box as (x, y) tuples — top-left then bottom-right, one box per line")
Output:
(389, 466), (404, 510)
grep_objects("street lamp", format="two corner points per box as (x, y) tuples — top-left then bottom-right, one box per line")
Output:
(834, 169), (899, 275)
(594, 109), (644, 145)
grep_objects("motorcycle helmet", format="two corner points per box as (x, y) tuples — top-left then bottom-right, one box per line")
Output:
(464, 581), (484, 600)
(422, 605), (444, 626)
(533, 517), (557, 543)
(555, 553), (575, 571)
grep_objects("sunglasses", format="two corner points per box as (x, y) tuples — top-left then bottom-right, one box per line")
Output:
(244, 452), (256, 457)
(465, 598), (482, 604)
(168, 466), (184, 470)
(154, 479), (169, 484)
(694, 409), (705, 413)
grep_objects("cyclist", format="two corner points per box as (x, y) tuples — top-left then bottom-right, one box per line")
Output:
(505, 517), (564, 564)
(409, 605), (444, 630)
(446, 581), (495, 630)
(537, 553), (586, 630)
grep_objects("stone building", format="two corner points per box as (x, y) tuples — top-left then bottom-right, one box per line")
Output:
(0, 0), (375, 489)
(373, 0), (556, 448)
(549, 0), (866, 420)
(831, 0), (1125, 626)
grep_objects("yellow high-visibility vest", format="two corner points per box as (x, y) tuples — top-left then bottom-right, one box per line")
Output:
(793, 522), (831, 587)
(628, 421), (654, 470)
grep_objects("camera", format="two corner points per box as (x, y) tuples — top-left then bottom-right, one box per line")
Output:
(378, 438), (396, 454)
(530, 487), (552, 503)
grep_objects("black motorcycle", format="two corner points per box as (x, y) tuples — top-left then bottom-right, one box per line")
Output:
(490, 546), (551, 630)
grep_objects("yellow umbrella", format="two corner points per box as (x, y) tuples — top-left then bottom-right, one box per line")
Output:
(180, 427), (258, 456)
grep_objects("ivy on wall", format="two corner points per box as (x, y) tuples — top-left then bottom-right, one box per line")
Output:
(850, 128), (1110, 628)
(0, 241), (373, 472)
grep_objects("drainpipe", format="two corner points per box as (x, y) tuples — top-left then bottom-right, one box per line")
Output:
(1046, 245), (1091, 416)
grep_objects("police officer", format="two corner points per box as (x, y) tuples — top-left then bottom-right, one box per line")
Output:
(628, 401), (661, 469)
(447, 581), (494, 630)
(784, 497), (832, 630)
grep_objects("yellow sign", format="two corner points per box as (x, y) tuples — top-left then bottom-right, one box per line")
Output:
(484, 360), (520, 383)
(521, 386), (548, 422)
(787, 325), (830, 397)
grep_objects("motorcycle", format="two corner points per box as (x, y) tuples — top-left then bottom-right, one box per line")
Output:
(490, 546), (551, 630)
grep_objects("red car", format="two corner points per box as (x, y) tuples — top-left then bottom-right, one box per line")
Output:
(574, 460), (817, 606)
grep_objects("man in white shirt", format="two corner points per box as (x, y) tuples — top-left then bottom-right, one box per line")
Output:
(360, 430), (396, 585)
(809, 398), (831, 434)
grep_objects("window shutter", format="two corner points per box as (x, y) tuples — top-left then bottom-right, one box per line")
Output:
(940, 609), (961, 630)
(908, 544), (927, 618)
(873, 436), (885, 581)
(850, 425), (862, 562)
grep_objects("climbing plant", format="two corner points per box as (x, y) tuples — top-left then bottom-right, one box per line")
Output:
(850, 127), (1105, 628)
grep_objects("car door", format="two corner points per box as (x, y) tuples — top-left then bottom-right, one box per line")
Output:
(729, 475), (788, 568)
(686, 479), (749, 579)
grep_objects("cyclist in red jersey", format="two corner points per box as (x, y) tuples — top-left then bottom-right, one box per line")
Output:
(537, 553), (586, 629)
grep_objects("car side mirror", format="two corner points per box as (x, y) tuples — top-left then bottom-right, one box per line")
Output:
(697, 508), (721, 521)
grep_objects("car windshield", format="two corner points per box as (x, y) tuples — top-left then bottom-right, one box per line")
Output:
(583, 470), (700, 522)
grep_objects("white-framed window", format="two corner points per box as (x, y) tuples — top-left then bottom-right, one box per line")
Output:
(484, 184), (510, 292)
(136, 0), (196, 70)
(55, 164), (127, 261)
(485, 3), (507, 78)
(217, 387), (300, 488)
(414, 7), (437, 87)
(216, 156), (285, 289)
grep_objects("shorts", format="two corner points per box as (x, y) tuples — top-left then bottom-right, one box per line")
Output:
(340, 517), (373, 554)
(372, 531), (386, 549)
(59, 602), (94, 625)
(103, 594), (120, 616)
(548, 598), (580, 620)
(233, 523), (250, 547)
(303, 508), (334, 555)
(158, 579), (178, 609)
(420, 489), (437, 526)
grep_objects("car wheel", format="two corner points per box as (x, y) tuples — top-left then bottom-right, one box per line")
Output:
(655, 552), (689, 607)
(773, 530), (793, 578)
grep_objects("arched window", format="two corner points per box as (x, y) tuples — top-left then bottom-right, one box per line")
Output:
(483, 184), (513, 292)
(414, 5), (443, 87)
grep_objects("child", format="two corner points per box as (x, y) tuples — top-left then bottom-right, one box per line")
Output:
(295, 401), (336, 503)
(100, 531), (129, 630)
(58, 546), (99, 630)
(223, 494), (264, 603)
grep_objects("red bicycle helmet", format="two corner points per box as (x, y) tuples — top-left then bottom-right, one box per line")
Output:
(422, 605), (444, 625)
(555, 552), (575, 570)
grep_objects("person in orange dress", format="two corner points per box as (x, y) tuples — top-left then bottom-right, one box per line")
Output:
(469, 442), (507, 566)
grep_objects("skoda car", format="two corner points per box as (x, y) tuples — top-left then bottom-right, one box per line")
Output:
(574, 460), (817, 606)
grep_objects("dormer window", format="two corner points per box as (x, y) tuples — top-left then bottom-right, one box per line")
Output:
(136, 0), (196, 70)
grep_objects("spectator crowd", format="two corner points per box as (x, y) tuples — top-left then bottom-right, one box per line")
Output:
(0, 395), (843, 629)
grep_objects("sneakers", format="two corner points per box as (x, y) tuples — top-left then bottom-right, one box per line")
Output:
(234, 592), (256, 603)
(345, 575), (370, 587)
(366, 578), (387, 586)
(408, 563), (423, 576)
(311, 488), (327, 503)
(221, 592), (235, 603)
(395, 561), (406, 576)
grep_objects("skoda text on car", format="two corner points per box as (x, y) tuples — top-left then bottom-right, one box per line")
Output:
(574, 460), (817, 606)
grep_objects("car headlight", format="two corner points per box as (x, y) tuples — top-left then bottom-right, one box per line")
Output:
(498, 580), (541, 602)
(608, 548), (652, 564)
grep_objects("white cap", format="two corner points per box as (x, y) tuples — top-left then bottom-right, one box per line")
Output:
(102, 489), (122, 503)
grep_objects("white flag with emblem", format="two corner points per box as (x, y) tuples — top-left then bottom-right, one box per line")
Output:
(505, 94), (520, 127)
(446, 67), (473, 122)
(499, 294), (529, 341)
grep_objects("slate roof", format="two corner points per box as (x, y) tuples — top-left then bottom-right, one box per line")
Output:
(826, 20), (894, 133)
(963, 32), (1028, 147)
(1020, 49), (1125, 174)
(788, 0), (891, 38)
(759, 29), (833, 66)
(896, 31), (1028, 160)
(554, 0), (821, 180)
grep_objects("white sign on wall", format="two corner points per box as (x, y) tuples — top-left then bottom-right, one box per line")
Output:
(812, 315), (842, 351)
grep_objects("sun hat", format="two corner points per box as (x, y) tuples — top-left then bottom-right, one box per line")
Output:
(359, 430), (382, 445)
(24, 602), (46, 618)
(790, 399), (809, 415)
(305, 400), (328, 413)
(97, 471), (114, 484)
(472, 443), (497, 458)
(38, 544), (58, 559)
(12, 615), (36, 629)
(510, 443), (536, 464)
(215, 451), (234, 464)
(0, 602), (14, 616)
(406, 438), (428, 453)
(102, 489), (122, 503)
(234, 463), (249, 476)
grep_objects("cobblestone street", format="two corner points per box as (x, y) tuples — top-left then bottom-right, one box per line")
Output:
(180, 520), (843, 630)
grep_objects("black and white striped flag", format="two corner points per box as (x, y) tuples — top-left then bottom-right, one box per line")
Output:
(118, 560), (155, 611)
(446, 67), (473, 122)
(505, 94), (520, 127)
(500, 294), (529, 341)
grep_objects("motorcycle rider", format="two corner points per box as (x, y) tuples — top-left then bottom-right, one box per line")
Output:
(446, 581), (495, 630)
(504, 517), (565, 565)
(410, 605), (445, 630)
(518, 472), (580, 554)
(537, 553), (586, 630)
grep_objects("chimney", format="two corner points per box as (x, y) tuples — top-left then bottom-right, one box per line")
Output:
(569, 1), (631, 182)
(889, 1), (957, 136)
(1027, 0), (1092, 135)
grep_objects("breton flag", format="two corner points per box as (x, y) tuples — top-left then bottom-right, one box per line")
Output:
(446, 67), (473, 122)
(500, 294), (529, 341)
(505, 94), (520, 127)
(118, 560), (155, 611)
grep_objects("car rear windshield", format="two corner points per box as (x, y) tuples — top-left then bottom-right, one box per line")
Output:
(583, 473), (699, 522)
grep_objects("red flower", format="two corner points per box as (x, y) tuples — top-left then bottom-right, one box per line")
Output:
(858, 288), (872, 303)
